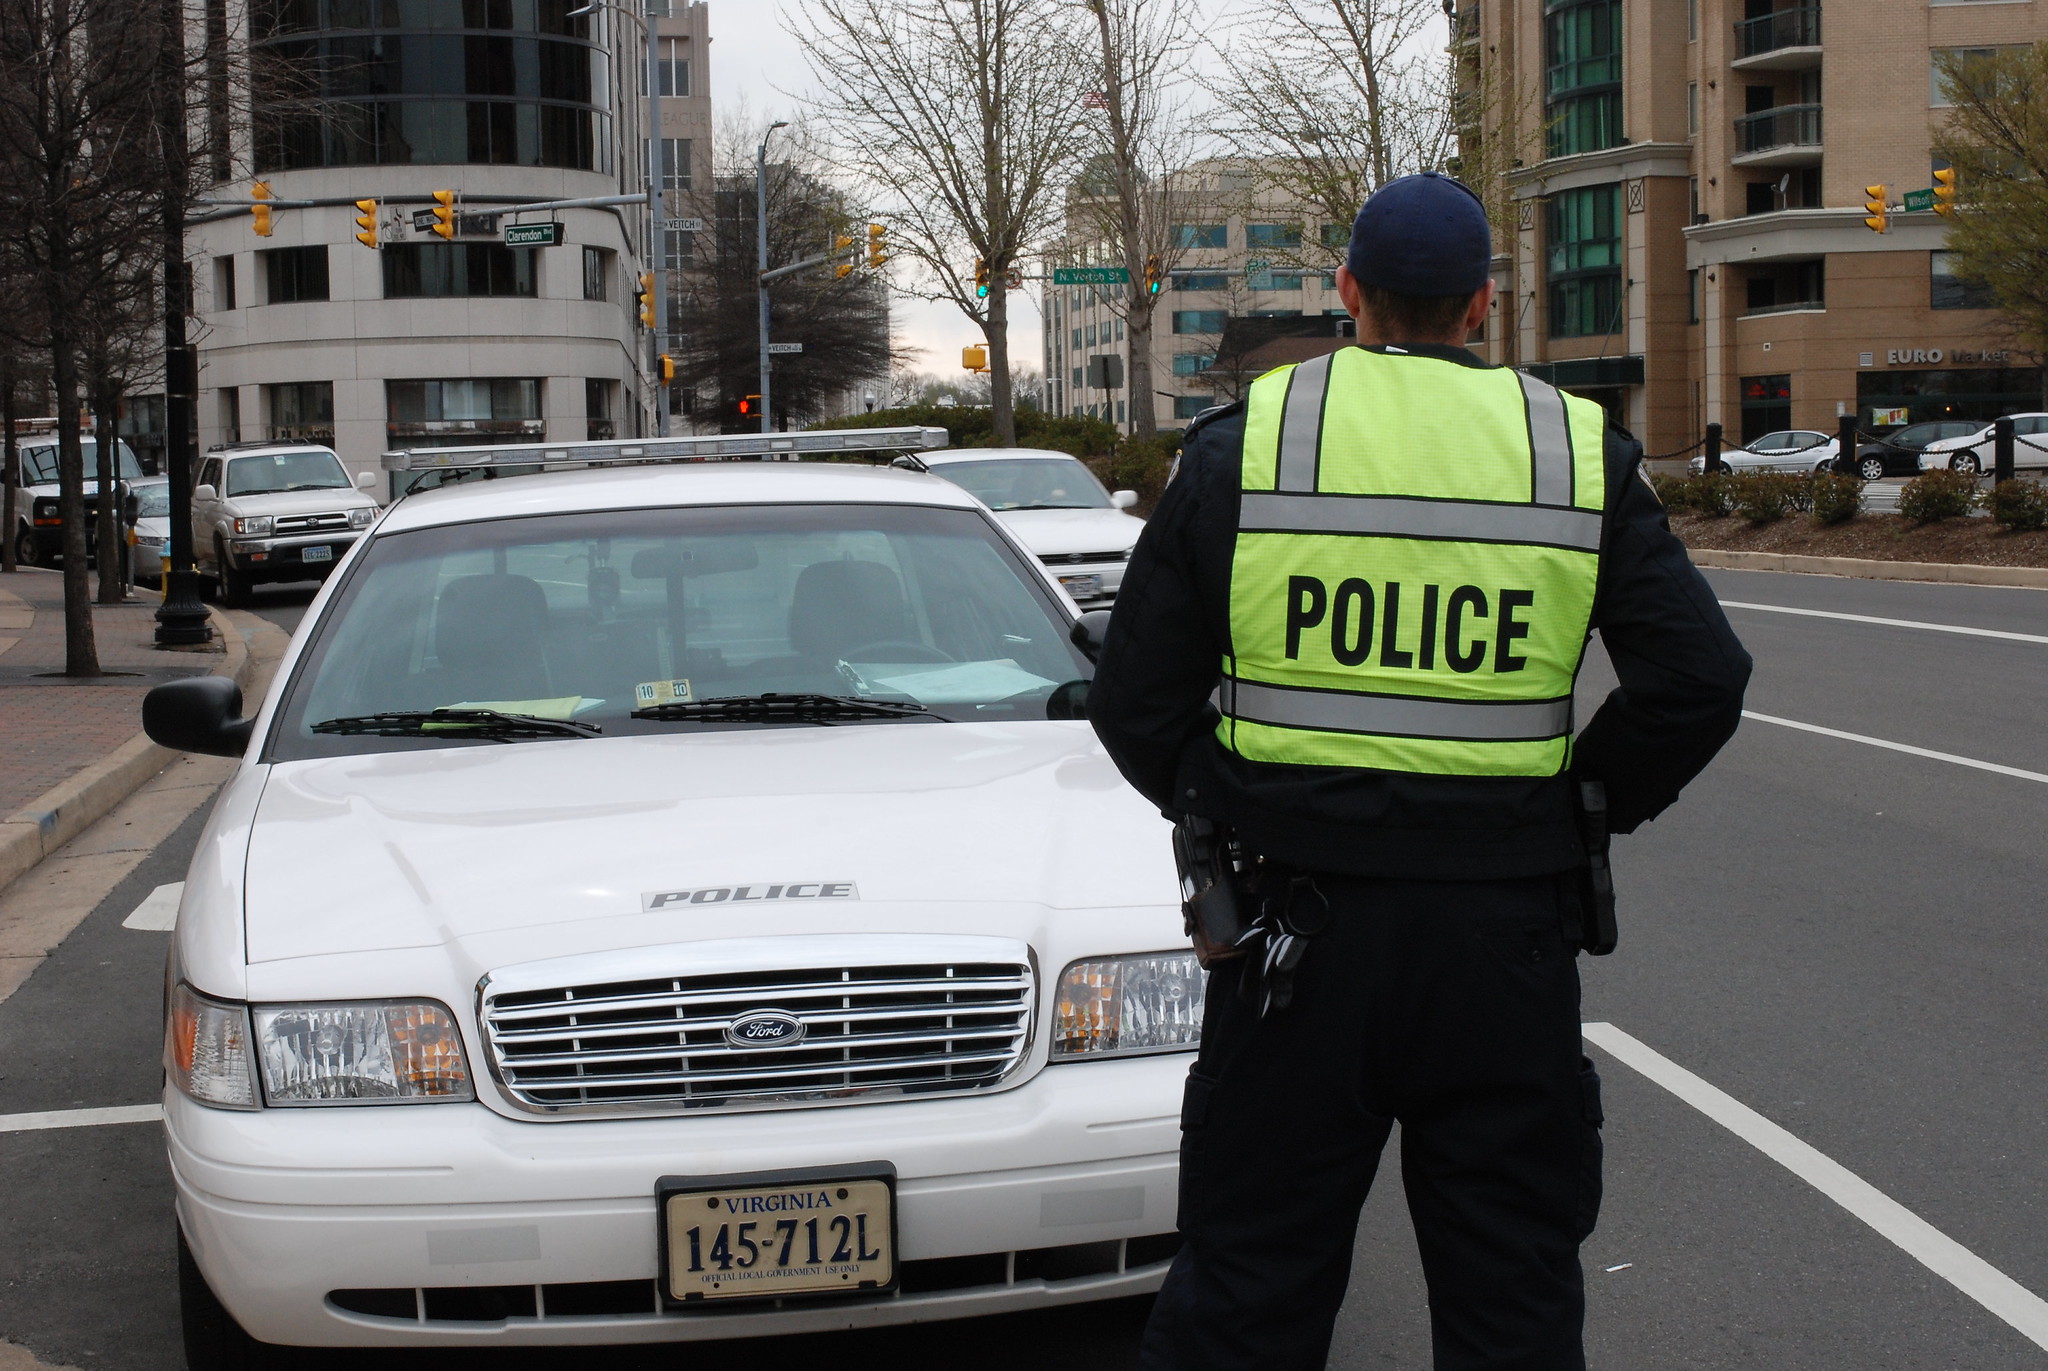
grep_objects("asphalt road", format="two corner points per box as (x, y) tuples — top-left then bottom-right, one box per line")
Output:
(4, 568), (2046, 1369)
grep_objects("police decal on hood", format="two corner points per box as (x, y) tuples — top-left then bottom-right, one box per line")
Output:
(642, 882), (859, 911)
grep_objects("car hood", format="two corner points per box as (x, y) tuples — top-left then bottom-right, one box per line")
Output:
(1923, 431), (1988, 453)
(994, 507), (1143, 556)
(241, 721), (1173, 967)
(135, 518), (170, 538)
(223, 487), (377, 515)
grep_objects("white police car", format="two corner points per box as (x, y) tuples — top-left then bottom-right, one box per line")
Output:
(145, 427), (1193, 1365)
(918, 448), (1143, 609)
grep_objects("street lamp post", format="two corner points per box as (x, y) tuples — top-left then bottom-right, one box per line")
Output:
(757, 120), (788, 434)
(570, 0), (665, 436)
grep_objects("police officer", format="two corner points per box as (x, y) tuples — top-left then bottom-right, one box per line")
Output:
(1088, 173), (1752, 1369)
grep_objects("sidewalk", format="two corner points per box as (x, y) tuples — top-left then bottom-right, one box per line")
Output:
(0, 568), (248, 895)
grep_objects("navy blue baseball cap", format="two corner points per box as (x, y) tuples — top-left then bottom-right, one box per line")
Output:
(1347, 172), (1491, 297)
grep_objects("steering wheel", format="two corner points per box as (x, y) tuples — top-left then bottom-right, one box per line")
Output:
(840, 639), (956, 663)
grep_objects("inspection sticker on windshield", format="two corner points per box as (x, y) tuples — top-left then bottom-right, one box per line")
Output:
(635, 678), (695, 705)
(644, 882), (859, 911)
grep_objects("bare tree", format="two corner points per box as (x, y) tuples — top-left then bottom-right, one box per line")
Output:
(1932, 43), (2048, 408)
(797, 0), (1089, 446)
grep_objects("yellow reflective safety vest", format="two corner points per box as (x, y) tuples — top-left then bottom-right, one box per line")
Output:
(1221, 347), (1609, 777)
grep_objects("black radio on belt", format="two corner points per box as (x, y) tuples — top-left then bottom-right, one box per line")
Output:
(1572, 780), (1619, 956)
(1169, 814), (1254, 966)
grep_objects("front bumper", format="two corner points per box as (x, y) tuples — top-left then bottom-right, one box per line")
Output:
(170, 1051), (1186, 1346)
(1045, 561), (1127, 609)
(225, 530), (361, 581)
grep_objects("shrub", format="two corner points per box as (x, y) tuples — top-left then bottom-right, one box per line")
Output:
(1809, 471), (1862, 526)
(1089, 433), (1180, 513)
(1649, 472), (1695, 510)
(1896, 469), (1980, 523)
(1692, 471), (1734, 517)
(1728, 472), (1812, 524)
(1987, 478), (2048, 532)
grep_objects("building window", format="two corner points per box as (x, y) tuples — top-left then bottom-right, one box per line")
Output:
(1174, 272), (1229, 291)
(220, 388), (241, 445)
(1249, 308), (1303, 319)
(1744, 259), (1823, 314)
(1245, 223), (1303, 249)
(260, 245), (328, 303)
(1172, 223), (1227, 249)
(1116, 400), (1125, 424)
(386, 378), (545, 444)
(660, 137), (691, 191)
(383, 243), (537, 298)
(266, 381), (334, 443)
(1114, 318), (1124, 341)
(1174, 395), (1212, 419)
(1687, 83), (1697, 135)
(1687, 268), (1700, 324)
(1070, 327), (1082, 350)
(1172, 354), (1214, 376)
(584, 246), (610, 301)
(1930, 47), (2019, 107)
(585, 378), (616, 440)
(1173, 310), (1226, 335)
(1071, 366), (1084, 389)
(1931, 251), (1996, 310)
(1545, 0), (1622, 158)
(1319, 223), (1349, 250)
(214, 256), (237, 310)
(1248, 268), (1304, 291)
(1740, 374), (1792, 445)
(657, 38), (688, 97)
(1085, 323), (1097, 347)
(1545, 184), (1623, 338)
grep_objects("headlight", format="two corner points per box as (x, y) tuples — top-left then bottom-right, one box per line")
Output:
(166, 982), (258, 1109)
(1051, 951), (1205, 1059)
(348, 505), (375, 528)
(233, 515), (272, 536)
(253, 1000), (474, 1104)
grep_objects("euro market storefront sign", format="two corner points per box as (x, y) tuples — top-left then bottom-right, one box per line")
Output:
(1872, 347), (2011, 367)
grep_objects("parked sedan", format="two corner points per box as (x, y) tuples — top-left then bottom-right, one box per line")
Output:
(1689, 430), (1835, 476)
(1836, 420), (1982, 481)
(1918, 414), (2048, 475)
(918, 449), (1142, 609)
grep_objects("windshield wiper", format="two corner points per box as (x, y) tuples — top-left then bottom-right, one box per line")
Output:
(631, 692), (933, 724)
(310, 709), (601, 740)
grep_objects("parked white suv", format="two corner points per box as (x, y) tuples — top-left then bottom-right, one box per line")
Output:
(144, 428), (1190, 1365)
(191, 443), (380, 603)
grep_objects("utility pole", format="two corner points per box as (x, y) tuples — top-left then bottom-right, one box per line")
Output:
(154, 0), (210, 646)
(756, 121), (787, 434)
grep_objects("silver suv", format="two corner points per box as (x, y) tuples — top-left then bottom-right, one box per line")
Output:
(192, 443), (380, 603)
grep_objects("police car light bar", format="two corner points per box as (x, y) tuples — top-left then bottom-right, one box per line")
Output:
(380, 426), (951, 472)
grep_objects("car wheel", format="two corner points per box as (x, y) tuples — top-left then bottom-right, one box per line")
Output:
(179, 1227), (285, 1370)
(214, 538), (250, 607)
(1950, 451), (1981, 475)
(1858, 456), (1886, 482)
(12, 526), (36, 568)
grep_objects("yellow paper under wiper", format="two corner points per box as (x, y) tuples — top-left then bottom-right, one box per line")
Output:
(432, 697), (591, 725)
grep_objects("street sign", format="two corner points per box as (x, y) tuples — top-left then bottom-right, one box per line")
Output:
(766, 342), (804, 355)
(1903, 188), (1935, 213)
(1051, 266), (1129, 285)
(504, 222), (562, 247)
(658, 217), (705, 232)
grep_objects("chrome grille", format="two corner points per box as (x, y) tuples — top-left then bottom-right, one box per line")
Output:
(481, 959), (1034, 1114)
(1039, 550), (1126, 566)
(275, 511), (351, 534)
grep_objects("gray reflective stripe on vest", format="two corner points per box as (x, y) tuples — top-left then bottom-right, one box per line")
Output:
(1223, 677), (1572, 741)
(1274, 353), (1337, 491)
(1239, 491), (1602, 551)
(1516, 371), (1575, 507)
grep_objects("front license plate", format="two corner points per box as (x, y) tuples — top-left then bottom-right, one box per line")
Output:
(1059, 573), (1103, 596)
(301, 545), (333, 563)
(658, 1164), (897, 1305)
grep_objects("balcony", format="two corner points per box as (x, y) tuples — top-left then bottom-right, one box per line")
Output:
(1732, 103), (1821, 168)
(1451, 2), (1479, 46)
(1732, 6), (1821, 71)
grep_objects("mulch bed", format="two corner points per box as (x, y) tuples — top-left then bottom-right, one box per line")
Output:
(1671, 512), (2048, 569)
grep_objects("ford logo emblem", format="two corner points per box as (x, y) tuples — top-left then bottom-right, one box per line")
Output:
(725, 1011), (805, 1050)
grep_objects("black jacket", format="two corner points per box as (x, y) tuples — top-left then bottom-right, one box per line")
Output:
(1088, 344), (1752, 880)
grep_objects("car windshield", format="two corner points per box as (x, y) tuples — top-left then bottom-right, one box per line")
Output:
(18, 440), (141, 486)
(226, 450), (350, 496)
(133, 484), (172, 517)
(929, 456), (1112, 511)
(271, 501), (1094, 758)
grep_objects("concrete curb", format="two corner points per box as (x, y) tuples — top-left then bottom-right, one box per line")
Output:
(0, 610), (249, 896)
(1687, 547), (2048, 590)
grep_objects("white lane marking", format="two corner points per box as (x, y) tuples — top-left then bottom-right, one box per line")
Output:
(1741, 711), (2048, 786)
(121, 882), (183, 931)
(1584, 1022), (2048, 1351)
(0, 1103), (163, 1135)
(1719, 600), (2048, 645)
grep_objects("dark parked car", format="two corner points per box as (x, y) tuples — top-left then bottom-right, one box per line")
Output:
(1836, 420), (1981, 481)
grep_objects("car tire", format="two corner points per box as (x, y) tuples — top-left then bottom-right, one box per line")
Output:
(1950, 451), (1982, 475)
(178, 1227), (285, 1371)
(12, 526), (36, 568)
(1858, 456), (1886, 482)
(214, 538), (250, 607)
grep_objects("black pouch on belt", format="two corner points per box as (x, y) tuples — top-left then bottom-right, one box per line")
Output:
(1574, 780), (1619, 956)
(1169, 813), (1254, 967)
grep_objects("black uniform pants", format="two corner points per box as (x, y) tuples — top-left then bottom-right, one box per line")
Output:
(1139, 873), (1603, 1371)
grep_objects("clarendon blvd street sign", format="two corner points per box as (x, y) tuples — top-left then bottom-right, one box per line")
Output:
(1052, 266), (1130, 286)
(504, 222), (563, 247)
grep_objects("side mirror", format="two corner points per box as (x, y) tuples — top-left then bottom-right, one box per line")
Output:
(1069, 608), (1113, 663)
(1110, 489), (1138, 510)
(143, 676), (255, 758)
(355, 471), (376, 490)
(192, 484), (216, 502)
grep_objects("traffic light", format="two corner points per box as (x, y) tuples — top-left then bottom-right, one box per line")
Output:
(866, 223), (888, 269)
(1144, 253), (1163, 296)
(1863, 185), (1888, 234)
(637, 273), (655, 327)
(738, 394), (759, 416)
(250, 181), (273, 237)
(834, 233), (855, 280)
(974, 258), (990, 299)
(962, 344), (988, 373)
(1933, 166), (1957, 217)
(353, 199), (378, 249)
(660, 355), (675, 383)
(431, 189), (457, 240)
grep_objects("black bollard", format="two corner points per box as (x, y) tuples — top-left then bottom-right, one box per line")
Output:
(1704, 422), (1723, 475)
(1836, 412), (1860, 477)
(1994, 416), (2015, 485)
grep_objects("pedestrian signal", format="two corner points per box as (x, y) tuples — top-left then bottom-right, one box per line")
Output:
(963, 345), (988, 373)
(1863, 185), (1887, 234)
(353, 199), (378, 249)
(660, 355), (675, 383)
(738, 394), (759, 416)
(637, 273), (655, 327)
(251, 182), (273, 237)
(1933, 167), (1956, 217)
(866, 223), (888, 269)
(431, 190), (457, 240)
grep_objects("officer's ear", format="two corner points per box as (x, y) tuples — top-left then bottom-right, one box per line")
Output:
(1462, 280), (1497, 338)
